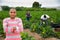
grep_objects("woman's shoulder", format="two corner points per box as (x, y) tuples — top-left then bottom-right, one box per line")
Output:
(15, 17), (22, 21)
(3, 17), (10, 21)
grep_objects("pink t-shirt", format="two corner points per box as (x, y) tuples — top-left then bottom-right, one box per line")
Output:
(3, 17), (23, 40)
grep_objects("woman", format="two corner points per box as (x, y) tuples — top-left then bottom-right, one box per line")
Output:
(3, 8), (24, 40)
(26, 11), (31, 21)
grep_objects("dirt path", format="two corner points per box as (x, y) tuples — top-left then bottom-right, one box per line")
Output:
(24, 29), (43, 40)
(0, 37), (4, 40)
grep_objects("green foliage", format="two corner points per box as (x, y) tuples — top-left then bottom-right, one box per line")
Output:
(30, 23), (40, 34)
(1, 6), (10, 11)
(55, 32), (60, 39)
(32, 2), (41, 8)
(21, 32), (35, 40)
(30, 23), (37, 32)
(1, 6), (56, 11)
(41, 8), (56, 11)
(39, 26), (55, 38)
(0, 20), (5, 37)
(16, 7), (23, 11)
(23, 21), (32, 29)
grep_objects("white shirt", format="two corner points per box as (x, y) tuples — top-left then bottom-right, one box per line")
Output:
(41, 14), (50, 20)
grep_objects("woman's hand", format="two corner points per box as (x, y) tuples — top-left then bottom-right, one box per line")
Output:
(12, 27), (16, 33)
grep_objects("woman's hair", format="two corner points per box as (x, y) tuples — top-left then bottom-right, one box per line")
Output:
(9, 7), (16, 12)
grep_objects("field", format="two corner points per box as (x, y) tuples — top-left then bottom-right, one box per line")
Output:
(0, 10), (60, 40)
(0, 10), (60, 22)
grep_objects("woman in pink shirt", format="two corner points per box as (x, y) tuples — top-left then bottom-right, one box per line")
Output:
(3, 8), (24, 40)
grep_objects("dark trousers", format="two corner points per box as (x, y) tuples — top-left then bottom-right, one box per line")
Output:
(26, 17), (30, 21)
(40, 20), (48, 26)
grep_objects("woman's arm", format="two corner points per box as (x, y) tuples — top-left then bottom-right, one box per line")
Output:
(15, 18), (24, 33)
(3, 19), (8, 33)
(3, 19), (13, 33)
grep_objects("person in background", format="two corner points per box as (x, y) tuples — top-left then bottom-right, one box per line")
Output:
(26, 11), (31, 21)
(40, 14), (50, 26)
(3, 8), (24, 40)
(51, 20), (60, 32)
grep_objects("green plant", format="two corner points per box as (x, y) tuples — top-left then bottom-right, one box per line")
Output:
(40, 26), (55, 38)
(30, 23), (37, 32)
(21, 32), (35, 40)
(55, 32), (60, 39)
(23, 21), (32, 29)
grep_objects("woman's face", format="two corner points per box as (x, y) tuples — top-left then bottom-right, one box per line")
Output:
(9, 9), (16, 19)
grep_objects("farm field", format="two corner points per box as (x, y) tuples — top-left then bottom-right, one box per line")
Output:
(0, 10), (60, 40)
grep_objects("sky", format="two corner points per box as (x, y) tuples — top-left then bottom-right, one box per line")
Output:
(0, 0), (60, 8)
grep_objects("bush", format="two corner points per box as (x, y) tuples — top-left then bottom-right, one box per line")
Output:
(32, 1), (41, 8)
(16, 7), (23, 11)
(25, 8), (42, 11)
(1, 6), (10, 11)
(24, 8), (56, 11)
(41, 8), (56, 11)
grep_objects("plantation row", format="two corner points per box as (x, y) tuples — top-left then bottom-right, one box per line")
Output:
(0, 10), (60, 39)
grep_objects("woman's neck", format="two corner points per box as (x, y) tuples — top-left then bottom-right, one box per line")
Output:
(10, 17), (15, 20)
